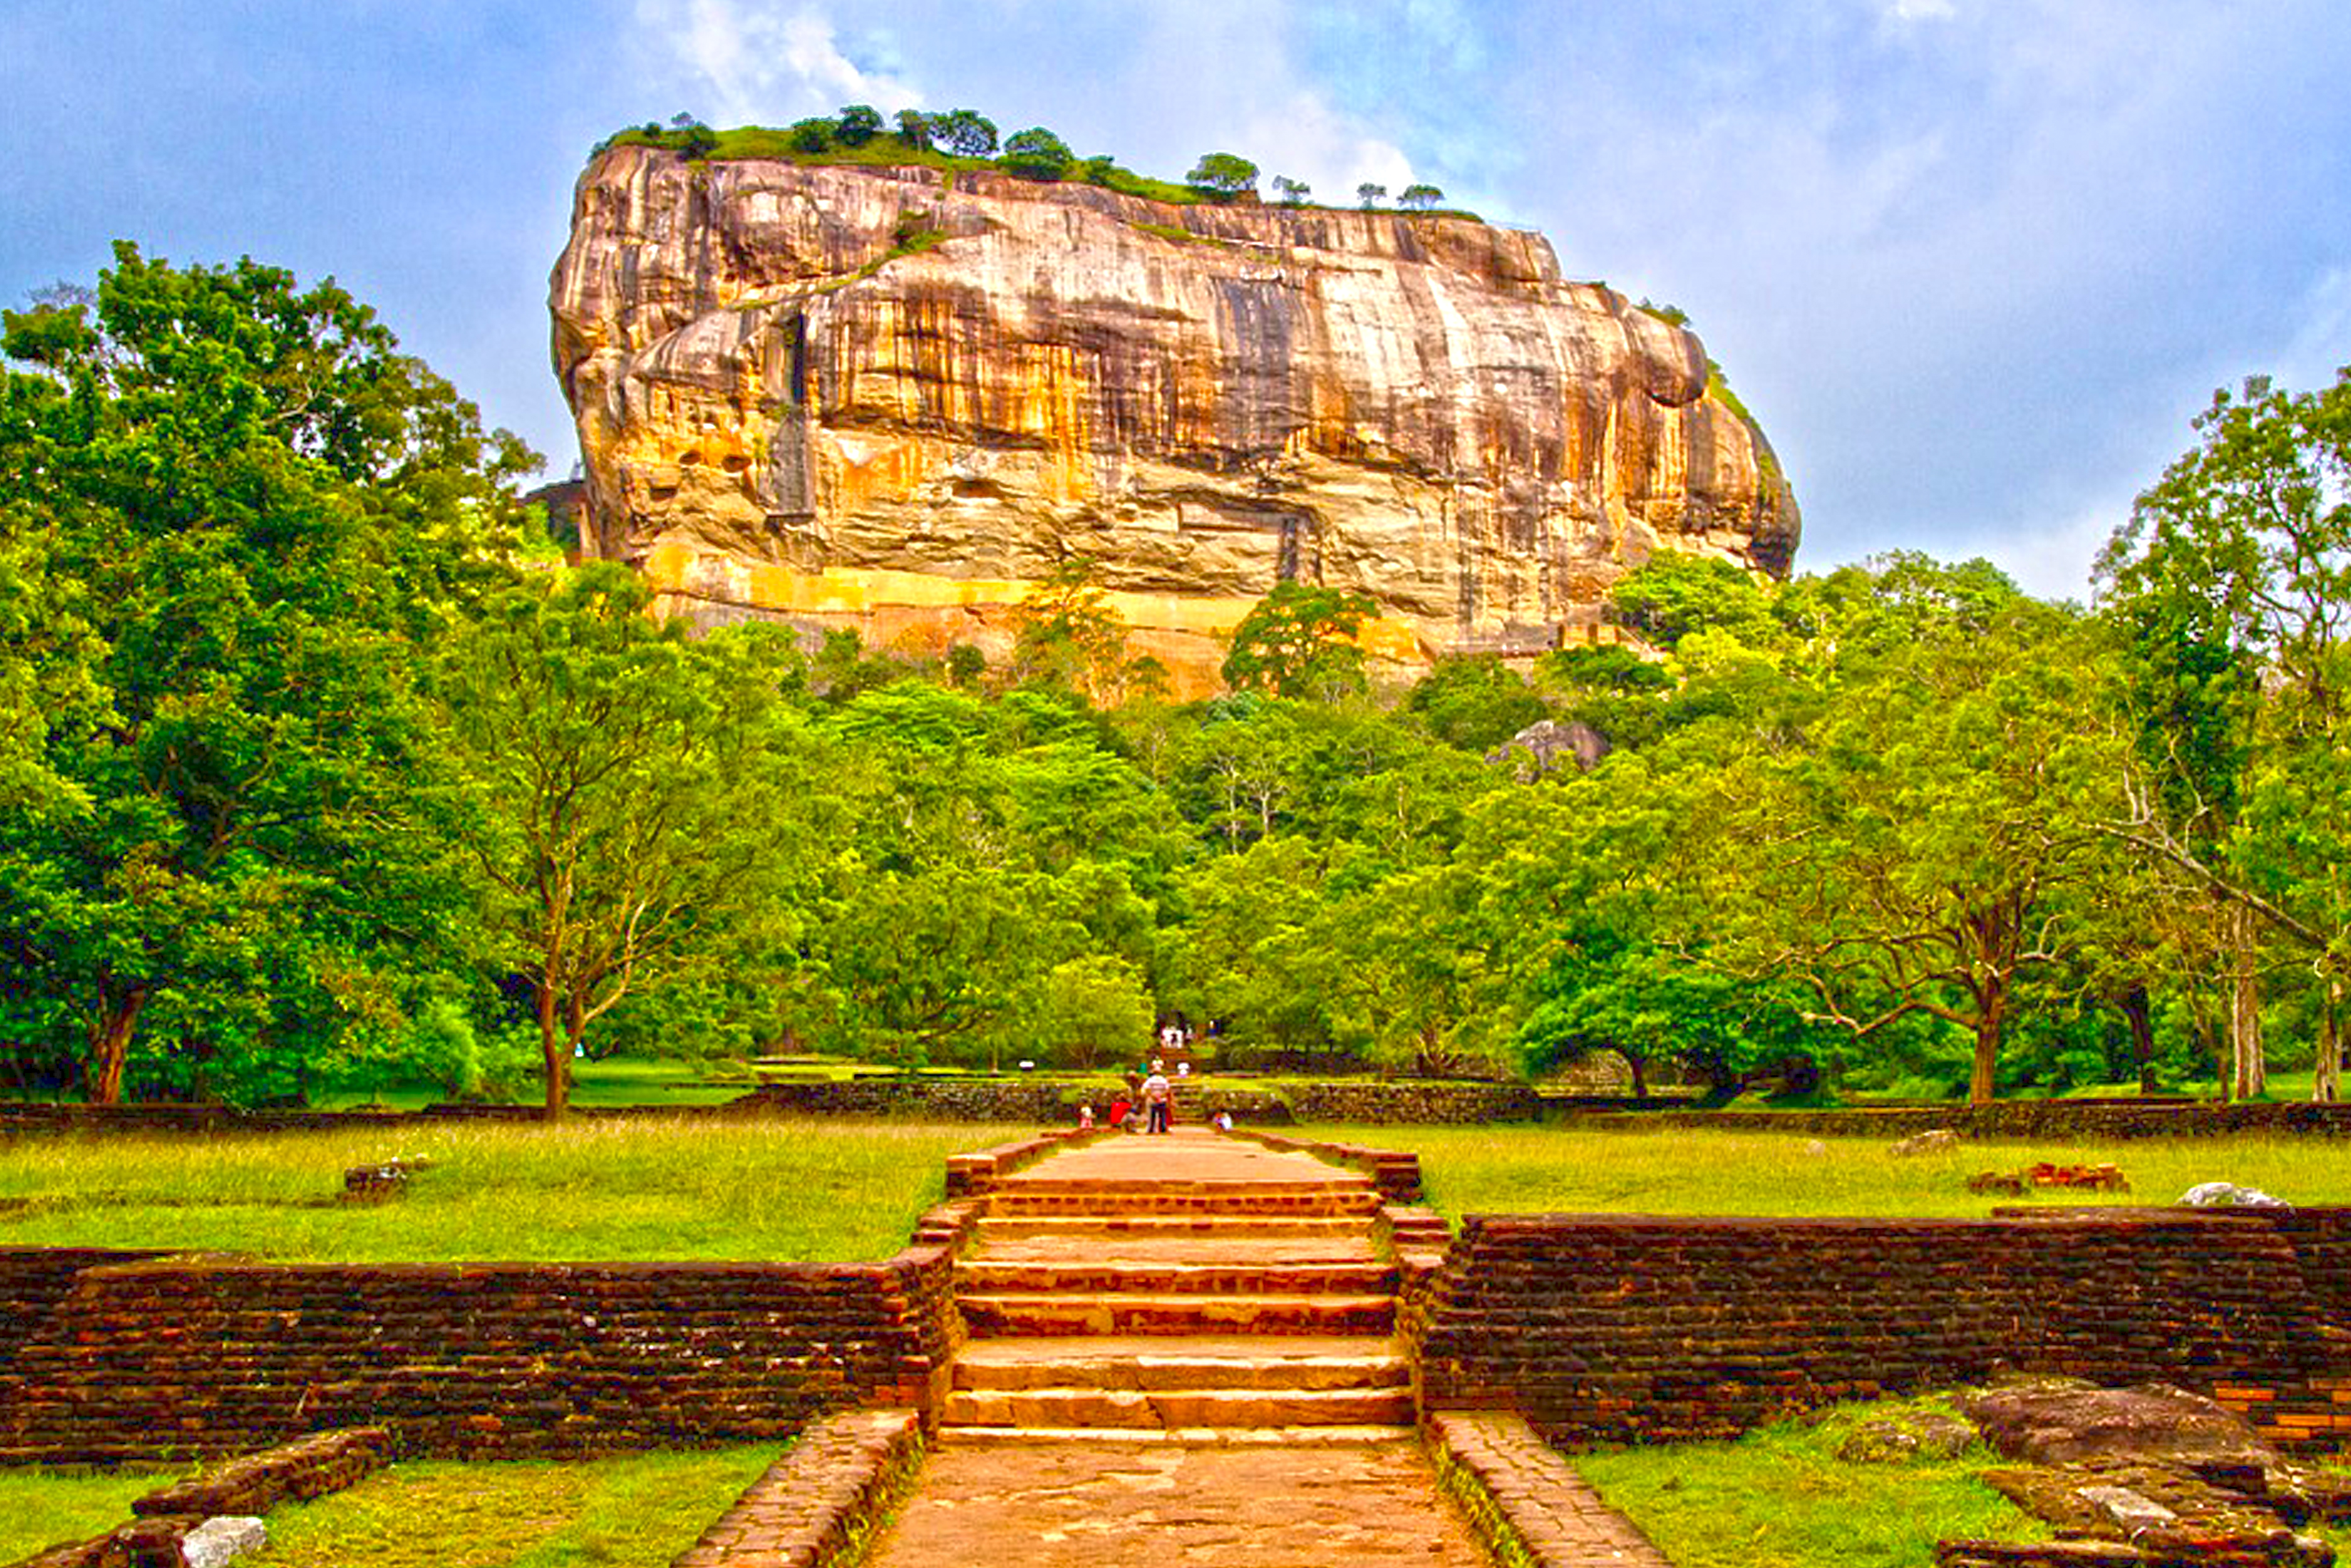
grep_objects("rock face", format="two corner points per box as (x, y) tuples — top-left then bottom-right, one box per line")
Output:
(549, 147), (1799, 692)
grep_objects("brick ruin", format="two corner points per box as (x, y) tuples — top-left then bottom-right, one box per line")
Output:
(2, 1135), (2349, 1463)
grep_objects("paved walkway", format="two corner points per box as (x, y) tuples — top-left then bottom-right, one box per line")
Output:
(848, 1126), (1673, 1567)
(860, 1433), (1491, 1567)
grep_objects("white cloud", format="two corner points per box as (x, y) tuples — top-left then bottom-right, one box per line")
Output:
(1237, 91), (1417, 206)
(631, 1), (921, 126)
(1887, 0), (1958, 18)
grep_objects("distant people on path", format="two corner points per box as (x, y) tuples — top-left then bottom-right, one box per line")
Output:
(1106, 1093), (1131, 1128)
(1212, 1109), (1234, 1132)
(1143, 1062), (1173, 1134)
(1077, 1102), (1095, 1130)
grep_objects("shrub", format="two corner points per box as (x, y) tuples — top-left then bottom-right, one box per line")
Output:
(1001, 126), (1073, 181)
(835, 104), (883, 146)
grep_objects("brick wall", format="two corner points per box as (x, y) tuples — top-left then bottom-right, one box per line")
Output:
(0, 1247), (962, 1463)
(1414, 1211), (2327, 1446)
(1587, 1102), (2351, 1141)
(0, 1250), (165, 1368)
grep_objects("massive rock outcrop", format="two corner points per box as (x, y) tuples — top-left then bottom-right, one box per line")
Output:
(550, 146), (1798, 692)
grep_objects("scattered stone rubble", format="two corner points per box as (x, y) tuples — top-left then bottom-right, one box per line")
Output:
(1936, 1380), (2349, 1566)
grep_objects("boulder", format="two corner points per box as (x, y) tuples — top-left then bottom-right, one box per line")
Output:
(1956, 1381), (2276, 1468)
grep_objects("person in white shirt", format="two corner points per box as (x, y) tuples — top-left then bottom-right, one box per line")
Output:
(1142, 1063), (1173, 1134)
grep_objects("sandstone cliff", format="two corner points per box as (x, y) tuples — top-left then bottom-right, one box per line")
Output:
(549, 146), (1798, 691)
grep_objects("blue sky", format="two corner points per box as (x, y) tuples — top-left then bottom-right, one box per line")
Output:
(4, 1), (2346, 598)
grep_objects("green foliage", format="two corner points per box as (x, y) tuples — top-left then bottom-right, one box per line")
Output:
(1271, 174), (1311, 205)
(1221, 581), (1382, 700)
(1605, 554), (1779, 650)
(1357, 182), (1387, 208)
(834, 103), (883, 146)
(1186, 152), (1260, 198)
(434, 565), (808, 1112)
(1405, 656), (1548, 752)
(1000, 125), (1074, 180)
(929, 108), (999, 158)
(1399, 182), (1444, 210)
(0, 243), (534, 1106)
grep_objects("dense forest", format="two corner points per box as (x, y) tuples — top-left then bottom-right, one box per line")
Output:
(2, 247), (2347, 1112)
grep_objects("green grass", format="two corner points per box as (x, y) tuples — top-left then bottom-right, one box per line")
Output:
(0, 1466), (187, 1562)
(246, 1447), (777, 1567)
(0, 1118), (1022, 1261)
(1573, 1398), (2045, 1568)
(1296, 1122), (2351, 1218)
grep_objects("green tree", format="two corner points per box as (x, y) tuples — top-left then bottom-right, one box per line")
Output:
(2097, 370), (2351, 1098)
(1356, 182), (1387, 209)
(930, 109), (999, 158)
(893, 109), (932, 150)
(1007, 559), (1141, 703)
(1705, 571), (2120, 1104)
(1271, 175), (1311, 206)
(1187, 153), (1260, 198)
(435, 565), (801, 1115)
(1001, 126), (1074, 180)
(1221, 582), (1381, 700)
(1406, 655), (1548, 751)
(835, 104), (884, 146)
(0, 245), (532, 1105)
(1399, 183), (1444, 211)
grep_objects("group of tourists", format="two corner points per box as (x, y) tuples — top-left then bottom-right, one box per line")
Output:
(1078, 1024), (1229, 1134)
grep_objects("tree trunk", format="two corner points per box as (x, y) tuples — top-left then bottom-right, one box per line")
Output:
(2119, 984), (2158, 1096)
(538, 982), (569, 1119)
(87, 988), (147, 1107)
(2317, 978), (2344, 1105)
(1970, 978), (2006, 1107)
(1625, 1051), (1649, 1100)
(2229, 902), (2266, 1100)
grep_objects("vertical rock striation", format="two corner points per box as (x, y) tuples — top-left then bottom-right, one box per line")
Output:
(549, 147), (1798, 690)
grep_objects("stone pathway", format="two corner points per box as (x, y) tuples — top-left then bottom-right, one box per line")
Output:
(859, 1436), (1491, 1567)
(845, 1126), (1671, 1567)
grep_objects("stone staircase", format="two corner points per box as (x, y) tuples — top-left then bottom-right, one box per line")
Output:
(941, 1131), (1416, 1441)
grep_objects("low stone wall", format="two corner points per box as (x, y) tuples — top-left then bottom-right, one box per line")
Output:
(0, 1246), (960, 1462)
(944, 1127), (1106, 1196)
(1425, 1410), (1673, 1567)
(1583, 1101), (2351, 1141)
(0, 1250), (165, 1368)
(730, 1078), (1088, 1122)
(1415, 1210), (2330, 1447)
(131, 1426), (391, 1517)
(671, 1407), (924, 1568)
(1283, 1081), (1543, 1124)
(1225, 1129), (1423, 1203)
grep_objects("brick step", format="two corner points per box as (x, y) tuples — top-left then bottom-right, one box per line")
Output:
(975, 1215), (1377, 1241)
(941, 1385), (1416, 1430)
(955, 1260), (1398, 1295)
(953, 1336), (1408, 1394)
(969, 1235), (1379, 1266)
(956, 1291), (1397, 1338)
(986, 1186), (1381, 1218)
(936, 1424), (1415, 1447)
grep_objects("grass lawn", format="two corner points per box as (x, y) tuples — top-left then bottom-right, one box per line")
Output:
(1572, 1398), (2045, 1568)
(1297, 1122), (2351, 1218)
(0, 1118), (1023, 1261)
(243, 1447), (777, 1567)
(0, 1467), (187, 1562)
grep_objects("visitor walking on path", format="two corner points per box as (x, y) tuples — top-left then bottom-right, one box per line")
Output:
(1142, 1063), (1172, 1134)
